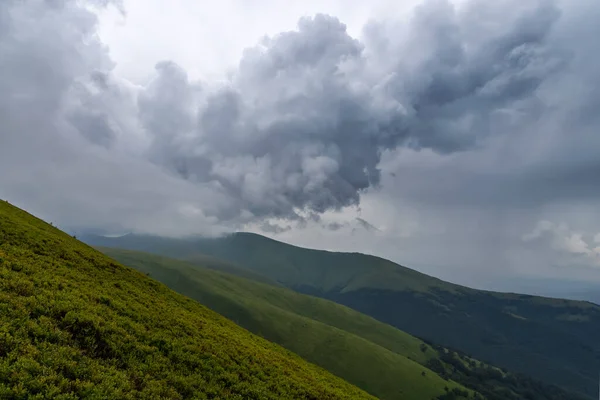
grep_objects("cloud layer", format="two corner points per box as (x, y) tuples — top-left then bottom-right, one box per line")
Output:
(132, 1), (568, 222)
(1, 0), (600, 284)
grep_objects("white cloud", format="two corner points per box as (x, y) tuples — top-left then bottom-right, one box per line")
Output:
(96, 0), (423, 83)
(523, 221), (600, 267)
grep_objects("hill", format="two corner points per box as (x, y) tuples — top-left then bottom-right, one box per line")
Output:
(0, 201), (375, 400)
(100, 247), (587, 400)
(99, 247), (475, 400)
(84, 231), (600, 399)
(83, 232), (447, 293)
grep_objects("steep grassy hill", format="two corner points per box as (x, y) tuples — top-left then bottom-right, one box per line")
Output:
(84, 232), (600, 399)
(100, 247), (587, 400)
(99, 248), (474, 400)
(0, 201), (376, 400)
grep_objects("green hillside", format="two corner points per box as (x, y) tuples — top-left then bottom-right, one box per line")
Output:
(0, 201), (376, 400)
(99, 248), (473, 400)
(83, 232), (446, 293)
(99, 247), (587, 400)
(84, 232), (600, 399)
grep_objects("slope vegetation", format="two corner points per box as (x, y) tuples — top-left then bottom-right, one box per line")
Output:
(85, 232), (600, 399)
(100, 248), (473, 400)
(101, 247), (585, 400)
(0, 201), (374, 400)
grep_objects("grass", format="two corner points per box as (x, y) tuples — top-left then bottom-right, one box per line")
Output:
(100, 248), (472, 400)
(84, 231), (600, 399)
(0, 200), (376, 399)
(104, 247), (589, 400)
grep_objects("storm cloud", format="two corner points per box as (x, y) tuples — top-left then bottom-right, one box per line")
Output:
(138, 2), (567, 220)
(1, 0), (600, 285)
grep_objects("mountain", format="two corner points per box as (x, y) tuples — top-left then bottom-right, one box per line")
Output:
(84, 231), (600, 399)
(575, 291), (600, 305)
(100, 247), (476, 400)
(486, 276), (600, 306)
(0, 201), (375, 399)
(100, 246), (589, 400)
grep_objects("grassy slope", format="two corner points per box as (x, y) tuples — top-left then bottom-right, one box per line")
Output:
(101, 248), (588, 400)
(0, 201), (375, 400)
(84, 232), (600, 399)
(101, 248), (471, 400)
(179, 253), (281, 287)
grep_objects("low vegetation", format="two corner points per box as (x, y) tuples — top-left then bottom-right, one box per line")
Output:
(101, 248), (471, 400)
(0, 200), (374, 399)
(423, 342), (588, 400)
(86, 231), (600, 399)
(102, 247), (585, 400)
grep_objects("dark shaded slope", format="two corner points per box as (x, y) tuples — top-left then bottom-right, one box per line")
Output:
(311, 287), (599, 399)
(83, 231), (600, 398)
(0, 201), (374, 400)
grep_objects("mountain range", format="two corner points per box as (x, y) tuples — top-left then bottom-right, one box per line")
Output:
(84, 231), (600, 399)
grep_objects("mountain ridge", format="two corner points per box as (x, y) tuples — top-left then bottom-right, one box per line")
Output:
(83, 230), (600, 398)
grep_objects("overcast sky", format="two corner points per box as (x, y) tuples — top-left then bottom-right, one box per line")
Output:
(1, 0), (600, 291)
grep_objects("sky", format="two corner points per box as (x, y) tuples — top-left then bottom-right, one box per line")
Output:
(1, 0), (600, 292)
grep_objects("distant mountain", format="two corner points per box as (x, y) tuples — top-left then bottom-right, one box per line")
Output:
(486, 276), (600, 306)
(576, 291), (600, 305)
(0, 201), (375, 399)
(84, 231), (600, 399)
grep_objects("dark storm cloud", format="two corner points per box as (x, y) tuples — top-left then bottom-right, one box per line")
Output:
(136, 1), (565, 221)
(259, 221), (292, 234)
(377, 0), (600, 213)
(390, 0), (563, 151)
(355, 218), (380, 232)
(326, 222), (345, 231)
(1, 0), (599, 239)
(68, 112), (115, 148)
